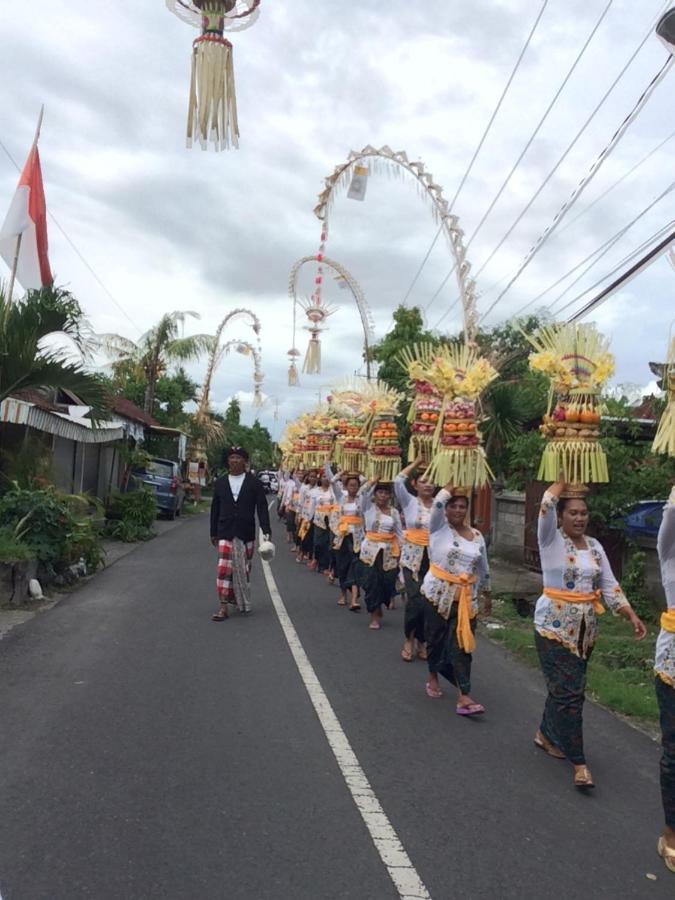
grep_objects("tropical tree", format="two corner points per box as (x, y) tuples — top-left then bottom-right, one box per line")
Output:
(99, 311), (212, 414)
(0, 285), (108, 421)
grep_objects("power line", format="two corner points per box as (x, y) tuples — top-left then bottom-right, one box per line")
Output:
(512, 183), (675, 318)
(549, 218), (674, 317)
(403, 0), (549, 311)
(479, 50), (673, 324)
(0, 135), (141, 333)
(567, 226), (675, 321)
(464, 0), (614, 254)
(471, 4), (668, 304)
(433, 128), (675, 324)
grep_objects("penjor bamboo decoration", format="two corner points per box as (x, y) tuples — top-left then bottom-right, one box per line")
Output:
(166, 1), (261, 151)
(525, 322), (614, 483)
(653, 338), (675, 456)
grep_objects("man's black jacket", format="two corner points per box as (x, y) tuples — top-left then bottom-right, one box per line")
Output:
(210, 473), (271, 542)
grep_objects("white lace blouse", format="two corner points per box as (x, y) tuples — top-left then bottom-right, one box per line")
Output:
(535, 491), (629, 658)
(420, 488), (490, 620)
(393, 474), (431, 579)
(329, 471), (366, 550)
(656, 486), (675, 686)
(359, 486), (404, 571)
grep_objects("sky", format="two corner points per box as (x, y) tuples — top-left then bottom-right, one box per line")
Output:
(1, 0), (673, 439)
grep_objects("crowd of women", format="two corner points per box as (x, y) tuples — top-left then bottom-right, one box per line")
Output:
(276, 463), (675, 873)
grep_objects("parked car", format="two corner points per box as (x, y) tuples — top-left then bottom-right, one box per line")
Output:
(131, 458), (185, 519)
(269, 475), (279, 493)
(258, 470), (278, 493)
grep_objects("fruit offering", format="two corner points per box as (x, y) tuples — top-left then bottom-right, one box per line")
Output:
(539, 399), (602, 442)
(334, 419), (362, 468)
(367, 415), (402, 481)
(409, 380), (442, 461)
(439, 400), (479, 448)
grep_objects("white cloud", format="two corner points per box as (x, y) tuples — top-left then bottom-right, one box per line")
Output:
(1, 0), (673, 439)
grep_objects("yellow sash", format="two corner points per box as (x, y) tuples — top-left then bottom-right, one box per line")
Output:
(297, 519), (310, 540)
(365, 531), (400, 558)
(339, 514), (362, 535)
(661, 610), (675, 633)
(404, 528), (429, 548)
(543, 587), (604, 616)
(316, 504), (337, 514)
(429, 563), (477, 653)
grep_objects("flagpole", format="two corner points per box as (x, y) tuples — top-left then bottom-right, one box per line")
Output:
(6, 105), (44, 307)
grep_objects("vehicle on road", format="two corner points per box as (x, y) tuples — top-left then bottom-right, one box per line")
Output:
(258, 470), (278, 493)
(131, 458), (185, 519)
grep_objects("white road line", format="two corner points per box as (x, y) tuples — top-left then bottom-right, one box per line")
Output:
(261, 558), (431, 900)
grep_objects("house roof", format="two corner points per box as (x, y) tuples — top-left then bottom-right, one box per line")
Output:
(110, 397), (159, 427)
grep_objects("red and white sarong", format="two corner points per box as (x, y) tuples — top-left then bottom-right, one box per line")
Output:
(216, 538), (255, 611)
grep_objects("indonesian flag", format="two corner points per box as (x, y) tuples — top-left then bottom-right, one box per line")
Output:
(0, 142), (53, 290)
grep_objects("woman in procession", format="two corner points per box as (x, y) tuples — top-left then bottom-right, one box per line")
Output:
(296, 470), (318, 564)
(394, 456), (434, 662)
(331, 469), (365, 610)
(358, 479), (404, 630)
(534, 477), (646, 789)
(656, 485), (675, 873)
(309, 472), (337, 574)
(420, 480), (490, 715)
(280, 468), (303, 551)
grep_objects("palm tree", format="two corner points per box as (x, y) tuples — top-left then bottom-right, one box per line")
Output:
(0, 285), (108, 421)
(98, 311), (213, 414)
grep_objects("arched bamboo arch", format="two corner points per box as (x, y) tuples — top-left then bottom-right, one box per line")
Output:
(288, 255), (375, 382)
(314, 144), (478, 339)
(217, 339), (264, 407)
(198, 308), (261, 417)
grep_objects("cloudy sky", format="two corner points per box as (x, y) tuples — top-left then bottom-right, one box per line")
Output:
(1, 0), (673, 438)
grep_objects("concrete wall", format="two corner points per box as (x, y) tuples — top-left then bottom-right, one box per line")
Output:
(492, 491), (526, 563)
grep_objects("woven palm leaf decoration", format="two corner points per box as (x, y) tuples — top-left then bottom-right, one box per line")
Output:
(422, 344), (497, 487)
(652, 338), (675, 457)
(525, 323), (614, 483)
(398, 343), (441, 464)
(357, 380), (404, 482)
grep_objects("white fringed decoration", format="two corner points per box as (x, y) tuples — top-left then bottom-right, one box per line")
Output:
(303, 333), (322, 375)
(288, 362), (299, 386)
(188, 35), (239, 150)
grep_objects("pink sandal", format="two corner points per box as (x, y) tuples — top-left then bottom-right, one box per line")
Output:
(425, 682), (443, 699)
(456, 703), (485, 717)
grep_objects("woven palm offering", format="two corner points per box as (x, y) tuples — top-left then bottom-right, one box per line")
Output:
(422, 344), (497, 487)
(359, 381), (404, 482)
(330, 382), (369, 473)
(652, 338), (675, 457)
(398, 343), (441, 464)
(302, 414), (334, 468)
(526, 323), (614, 483)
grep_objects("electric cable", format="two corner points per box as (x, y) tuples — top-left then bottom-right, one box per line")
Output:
(402, 0), (549, 310)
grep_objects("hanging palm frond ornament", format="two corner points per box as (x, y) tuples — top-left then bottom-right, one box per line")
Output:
(287, 348), (301, 386)
(166, 1), (261, 151)
(652, 338), (675, 456)
(398, 343), (441, 464)
(421, 345), (497, 488)
(300, 294), (336, 375)
(525, 323), (614, 483)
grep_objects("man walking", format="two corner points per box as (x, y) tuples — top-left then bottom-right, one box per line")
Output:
(210, 447), (271, 620)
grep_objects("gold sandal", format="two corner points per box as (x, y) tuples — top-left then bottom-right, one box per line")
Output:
(573, 765), (595, 789)
(658, 836), (675, 873)
(534, 730), (566, 759)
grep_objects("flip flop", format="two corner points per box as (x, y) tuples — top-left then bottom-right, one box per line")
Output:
(349, 604), (361, 612)
(211, 609), (229, 621)
(425, 682), (443, 699)
(416, 646), (428, 661)
(657, 837), (675, 873)
(456, 703), (485, 717)
(337, 598), (347, 606)
(400, 647), (414, 662)
(368, 621), (381, 630)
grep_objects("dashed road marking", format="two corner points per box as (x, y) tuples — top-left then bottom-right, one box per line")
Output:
(261, 557), (431, 900)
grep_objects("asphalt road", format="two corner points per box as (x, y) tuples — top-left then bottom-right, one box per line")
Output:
(0, 511), (671, 899)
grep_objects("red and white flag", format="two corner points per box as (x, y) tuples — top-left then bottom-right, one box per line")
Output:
(0, 142), (53, 291)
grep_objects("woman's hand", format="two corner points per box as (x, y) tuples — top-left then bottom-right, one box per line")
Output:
(620, 606), (647, 641)
(480, 591), (492, 617)
(547, 469), (566, 498)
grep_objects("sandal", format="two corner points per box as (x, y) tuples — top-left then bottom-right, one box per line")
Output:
(211, 607), (229, 621)
(534, 730), (566, 759)
(349, 603), (361, 612)
(456, 703), (485, 717)
(657, 836), (675, 873)
(368, 621), (381, 630)
(416, 645), (428, 661)
(573, 765), (595, 789)
(400, 646), (414, 662)
(425, 682), (443, 699)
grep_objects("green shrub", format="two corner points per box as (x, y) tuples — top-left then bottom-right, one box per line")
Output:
(0, 525), (33, 562)
(106, 489), (156, 542)
(0, 484), (104, 573)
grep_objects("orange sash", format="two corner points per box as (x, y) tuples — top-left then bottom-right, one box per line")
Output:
(339, 515), (362, 535)
(404, 528), (429, 548)
(365, 531), (400, 558)
(429, 563), (477, 653)
(543, 587), (604, 616)
(661, 610), (675, 633)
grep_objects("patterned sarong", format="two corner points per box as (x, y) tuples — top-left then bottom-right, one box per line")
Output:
(217, 538), (255, 611)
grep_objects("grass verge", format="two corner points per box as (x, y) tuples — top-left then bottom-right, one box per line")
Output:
(182, 499), (211, 516)
(484, 595), (660, 722)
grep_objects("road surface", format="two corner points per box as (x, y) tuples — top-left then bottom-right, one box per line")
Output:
(0, 511), (670, 899)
